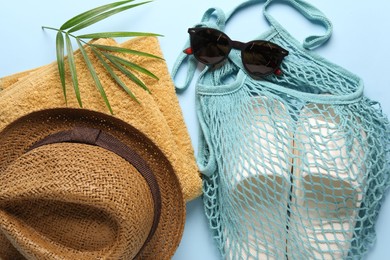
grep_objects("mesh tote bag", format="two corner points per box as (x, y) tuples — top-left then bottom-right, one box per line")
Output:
(172, 0), (390, 259)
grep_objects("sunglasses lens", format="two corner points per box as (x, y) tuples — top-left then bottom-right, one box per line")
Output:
(190, 29), (230, 65)
(242, 41), (285, 77)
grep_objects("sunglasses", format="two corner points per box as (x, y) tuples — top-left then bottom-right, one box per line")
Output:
(184, 27), (289, 78)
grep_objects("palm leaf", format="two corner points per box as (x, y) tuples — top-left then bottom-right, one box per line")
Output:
(65, 33), (82, 107)
(106, 53), (158, 80)
(102, 52), (150, 93)
(55, 31), (67, 104)
(68, 2), (151, 33)
(90, 44), (163, 60)
(45, 0), (161, 111)
(76, 39), (113, 114)
(92, 48), (139, 103)
(60, 0), (135, 30)
(78, 31), (161, 39)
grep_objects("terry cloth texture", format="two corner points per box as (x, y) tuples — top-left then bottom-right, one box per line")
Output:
(0, 36), (202, 201)
(0, 67), (41, 90)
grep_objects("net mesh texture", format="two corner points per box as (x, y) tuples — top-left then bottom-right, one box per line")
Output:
(199, 33), (390, 260)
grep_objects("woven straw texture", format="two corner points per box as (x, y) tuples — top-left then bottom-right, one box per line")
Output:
(0, 36), (201, 201)
(0, 108), (185, 259)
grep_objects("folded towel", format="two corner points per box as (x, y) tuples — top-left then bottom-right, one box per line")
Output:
(0, 36), (202, 201)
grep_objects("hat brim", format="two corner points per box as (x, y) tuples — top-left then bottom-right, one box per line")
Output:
(0, 108), (185, 259)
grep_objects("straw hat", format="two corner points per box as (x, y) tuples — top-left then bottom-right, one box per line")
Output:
(0, 36), (202, 201)
(0, 108), (185, 259)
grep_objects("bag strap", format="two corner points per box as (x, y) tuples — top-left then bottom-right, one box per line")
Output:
(225, 0), (332, 50)
(266, 0), (332, 49)
(172, 0), (333, 91)
(171, 7), (226, 93)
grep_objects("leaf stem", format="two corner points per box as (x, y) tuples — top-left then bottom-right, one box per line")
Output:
(42, 26), (60, 31)
(44, 27), (91, 49)
(43, 0), (159, 112)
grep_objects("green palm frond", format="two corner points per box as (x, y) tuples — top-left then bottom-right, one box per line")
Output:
(90, 44), (164, 60)
(65, 33), (82, 107)
(92, 48), (139, 103)
(55, 32), (66, 104)
(78, 31), (162, 38)
(43, 0), (161, 114)
(102, 51), (150, 93)
(105, 53), (159, 80)
(68, 2), (152, 33)
(77, 39), (113, 114)
(60, 0), (135, 30)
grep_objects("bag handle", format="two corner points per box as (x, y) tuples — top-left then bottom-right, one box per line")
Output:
(267, 0), (332, 49)
(172, 0), (333, 92)
(225, 0), (332, 50)
(171, 7), (226, 93)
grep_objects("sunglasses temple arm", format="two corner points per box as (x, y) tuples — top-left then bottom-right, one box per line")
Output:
(172, 46), (199, 93)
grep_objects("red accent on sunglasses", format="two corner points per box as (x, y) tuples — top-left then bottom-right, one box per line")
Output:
(274, 68), (283, 76)
(183, 47), (193, 55)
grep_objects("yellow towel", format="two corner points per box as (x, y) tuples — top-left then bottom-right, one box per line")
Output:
(0, 36), (202, 201)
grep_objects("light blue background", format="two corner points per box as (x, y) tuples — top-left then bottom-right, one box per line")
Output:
(1, 1), (389, 259)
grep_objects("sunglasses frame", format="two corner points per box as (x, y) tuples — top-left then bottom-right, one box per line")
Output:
(187, 27), (289, 78)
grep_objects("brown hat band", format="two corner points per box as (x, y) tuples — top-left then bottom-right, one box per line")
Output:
(27, 126), (162, 255)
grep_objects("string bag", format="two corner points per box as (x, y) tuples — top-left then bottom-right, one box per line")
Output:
(172, 0), (390, 259)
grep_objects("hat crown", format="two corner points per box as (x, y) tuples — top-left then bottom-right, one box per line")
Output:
(0, 138), (155, 259)
(0, 108), (185, 259)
